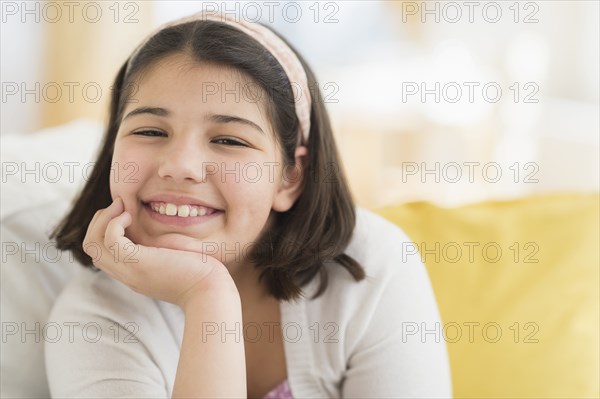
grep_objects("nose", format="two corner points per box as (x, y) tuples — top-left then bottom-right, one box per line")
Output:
(157, 135), (208, 183)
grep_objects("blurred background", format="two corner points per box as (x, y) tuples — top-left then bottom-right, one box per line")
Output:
(1, 0), (598, 209)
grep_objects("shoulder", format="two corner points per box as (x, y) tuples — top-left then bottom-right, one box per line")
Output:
(52, 266), (142, 317)
(297, 207), (443, 383)
(348, 206), (415, 267)
(46, 266), (181, 376)
(45, 267), (180, 397)
(48, 266), (174, 337)
(325, 206), (419, 290)
(328, 208), (453, 398)
(306, 206), (426, 318)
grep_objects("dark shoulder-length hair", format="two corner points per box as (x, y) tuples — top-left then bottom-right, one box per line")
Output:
(50, 18), (365, 301)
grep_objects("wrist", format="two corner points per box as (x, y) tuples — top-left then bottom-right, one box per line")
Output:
(178, 271), (241, 313)
(181, 290), (242, 320)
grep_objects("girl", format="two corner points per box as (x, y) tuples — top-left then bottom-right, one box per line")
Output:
(47, 11), (452, 398)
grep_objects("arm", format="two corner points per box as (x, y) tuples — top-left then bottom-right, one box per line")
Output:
(78, 197), (248, 397)
(173, 279), (247, 398)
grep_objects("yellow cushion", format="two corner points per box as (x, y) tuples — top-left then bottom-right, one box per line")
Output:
(376, 194), (599, 398)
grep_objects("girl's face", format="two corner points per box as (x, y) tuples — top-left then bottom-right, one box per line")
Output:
(110, 54), (303, 268)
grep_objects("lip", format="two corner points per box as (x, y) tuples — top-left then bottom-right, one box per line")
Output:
(141, 194), (224, 210)
(141, 193), (224, 227)
(142, 202), (223, 226)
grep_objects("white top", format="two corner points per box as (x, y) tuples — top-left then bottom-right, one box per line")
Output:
(45, 207), (453, 398)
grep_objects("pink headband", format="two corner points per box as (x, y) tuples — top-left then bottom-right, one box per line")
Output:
(127, 11), (311, 144)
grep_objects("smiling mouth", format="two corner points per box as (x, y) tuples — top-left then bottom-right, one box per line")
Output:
(143, 201), (221, 218)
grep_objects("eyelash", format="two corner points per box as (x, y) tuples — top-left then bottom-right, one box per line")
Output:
(133, 130), (165, 137)
(132, 130), (248, 147)
(212, 138), (247, 147)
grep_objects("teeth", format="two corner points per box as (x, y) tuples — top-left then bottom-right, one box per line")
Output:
(177, 205), (190, 217)
(149, 202), (216, 218)
(165, 203), (177, 216)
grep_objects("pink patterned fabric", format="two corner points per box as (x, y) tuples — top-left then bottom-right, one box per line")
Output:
(262, 378), (293, 399)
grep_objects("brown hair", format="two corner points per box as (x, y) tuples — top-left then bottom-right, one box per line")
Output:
(50, 19), (365, 301)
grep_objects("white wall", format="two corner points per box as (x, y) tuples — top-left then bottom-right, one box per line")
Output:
(1, 6), (45, 135)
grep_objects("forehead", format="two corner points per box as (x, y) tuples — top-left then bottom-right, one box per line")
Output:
(137, 53), (249, 85)
(126, 53), (273, 132)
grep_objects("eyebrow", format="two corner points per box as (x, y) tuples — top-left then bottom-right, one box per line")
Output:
(123, 106), (169, 120)
(122, 106), (264, 135)
(207, 114), (265, 136)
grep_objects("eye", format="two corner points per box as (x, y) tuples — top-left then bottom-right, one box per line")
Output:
(212, 138), (248, 147)
(132, 130), (167, 137)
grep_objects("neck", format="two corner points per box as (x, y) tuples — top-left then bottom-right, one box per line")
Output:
(227, 259), (272, 305)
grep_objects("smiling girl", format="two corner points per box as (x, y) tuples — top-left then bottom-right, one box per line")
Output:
(46, 11), (451, 399)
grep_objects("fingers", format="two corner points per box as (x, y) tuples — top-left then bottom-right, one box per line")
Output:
(95, 197), (124, 239)
(104, 210), (130, 247)
(104, 211), (138, 264)
(83, 207), (102, 251)
(84, 198), (122, 243)
(83, 197), (126, 266)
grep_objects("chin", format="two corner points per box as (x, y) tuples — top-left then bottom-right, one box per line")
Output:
(149, 234), (204, 252)
(147, 235), (236, 267)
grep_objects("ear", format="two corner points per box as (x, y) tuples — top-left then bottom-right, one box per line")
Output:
(272, 145), (308, 212)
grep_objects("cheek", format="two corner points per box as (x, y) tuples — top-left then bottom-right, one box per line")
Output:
(222, 169), (279, 223)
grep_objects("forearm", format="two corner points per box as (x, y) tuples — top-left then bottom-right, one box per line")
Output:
(172, 288), (246, 398)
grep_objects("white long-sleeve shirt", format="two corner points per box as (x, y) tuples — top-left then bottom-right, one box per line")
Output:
(44, 207), (453, 398)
